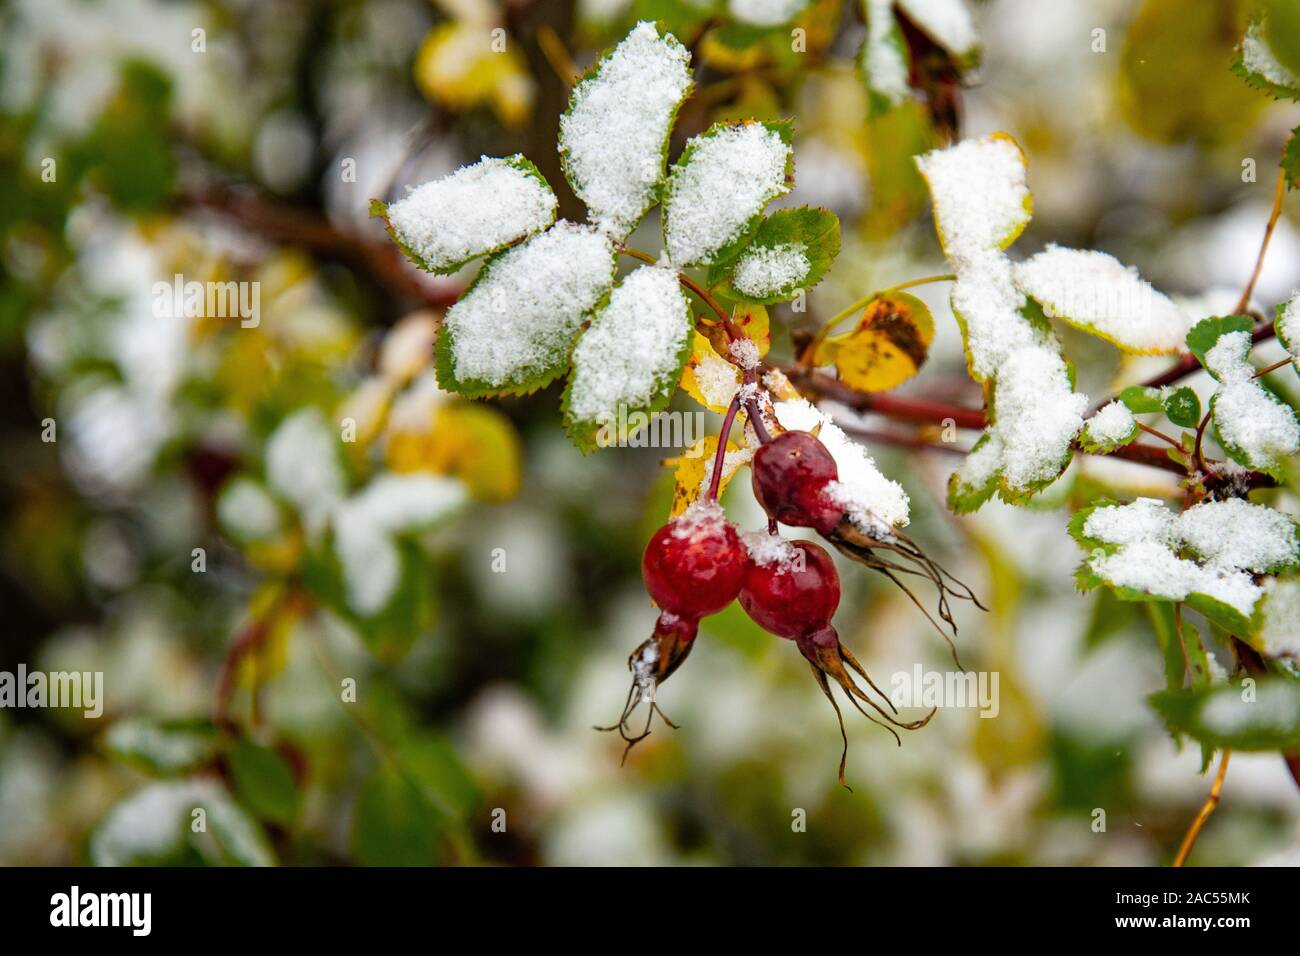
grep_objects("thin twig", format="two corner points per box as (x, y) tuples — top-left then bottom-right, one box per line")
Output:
(1172, 749), (1231, 867)
(1234, 167), (1288, 315)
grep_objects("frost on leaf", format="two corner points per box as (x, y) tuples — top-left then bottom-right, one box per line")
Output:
(558, 22), (692, 240)
(1202, 327), (1300, 477)
(1012, 245), (1193, 354)
(917, 134), (1088, 511)
(771, 398), (911, 532)
(334, 474), (466, 616)
(436, 221), (616, 397)
(711, 206), (840, 303)
(1072, 497), (1300, 634)
(1079, 400), (1138, 453)
(859, 0), (912, 116)
(381, 155), (556, 274)
(915, 133), (1030, 263)
(662, 121), (793, 267)
(728, 0), (811, 28)
(896, 0), (980, 68)
(1233, 22), (1300, 103)
(1254, 577), (1300, 659)
(266, 408), (345, 541)
(564, 265), (692, 451)
(1276, 290), (1300, 372)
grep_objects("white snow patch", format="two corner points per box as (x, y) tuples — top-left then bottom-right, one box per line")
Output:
(896, 0), (978, 60)
(1241, 22), (1300, 90)
(1256, 577), (1300, 658)
(728, 337), (762, 369)
(444, 221), (615, 389)
(1278, 289), (1300, 363)
(1013, 245), (1192, 354)
(987, 345), (1088, 492)
(266, 408), (345, 540)
(1205, 330), (1300, 471)
(218, 478), (282, 542)
(731, 242), (810, 299)
(915, 135), (1029, 264)
(1175, 498), (1298, 573)
(948, 252), (1042, 380)
(861, 0), (911, 108)
(727, 0), (808, 27)
(567, 265), (690, 424)
(741, 530), (800, 569)
(663, 123), (791, 266)
(558, 22), (693, 239)
(387, 155), (556, 271)
(333, 473), (466, 615)
(1083, 400), (1137, 447)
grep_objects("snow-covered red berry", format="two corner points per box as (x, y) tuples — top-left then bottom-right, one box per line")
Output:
(642, 500), (747, 620)
(739, 538), (840, 639)
(750, 430), (845, 534)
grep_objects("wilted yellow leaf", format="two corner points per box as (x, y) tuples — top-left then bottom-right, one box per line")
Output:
(388, 402), (521, 503)
(666, 436), (748, 517)
(731, 303), (770, 356)
(815, 290), (934, 392)
(680, 332), (740, 413)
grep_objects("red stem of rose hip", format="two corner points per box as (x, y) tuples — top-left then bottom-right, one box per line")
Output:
(706, 394), (742, 500)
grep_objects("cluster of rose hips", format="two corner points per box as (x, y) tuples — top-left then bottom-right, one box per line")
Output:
(605, 428), (942, 786)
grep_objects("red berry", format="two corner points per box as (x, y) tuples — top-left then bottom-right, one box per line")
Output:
(751, 430), (844, 534)
(739, 538), (840, 640)
(641, 501), (747, 620)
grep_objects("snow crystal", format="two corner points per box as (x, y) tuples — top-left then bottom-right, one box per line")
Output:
(558, 22), (692, 239)
(663, 123), (791, 267)
(1278, 289), (1300, 363)
(951, 431), (1002, 495)
(988, 345), (1088, 492)
(914, 135), (1030, 264)
(728, 337), (762, 369)
(1081, 497), (1286, 616)
(731, 242), (810, 299)
(1175, 498), (1298, 573)
(333, 473), (466, 615)
(1205, 330), (1300, 470)
(741, 529), (799, 569)
(948, 252), (1042, 380)
(861, 0), (911, 107)
(896, 0), (978, 59)
(1083, 400), (1137, 447)
(772, 398), (911, 528)
(1012, 245), (1192, 354)
(567, 265), (690, 424)
(670, 497), (727, 540)
(693, 344), (741, 407)
(1256, 578), (1300, 659)
(727, 0), (808, 27)
(266, 408), (345, 540)
(1241, 22), (1300, 90)
(387, 155), (556, 271)
(443, 221), (615, 389)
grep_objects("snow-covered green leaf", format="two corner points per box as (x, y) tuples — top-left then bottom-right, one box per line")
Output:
(558, 22), (693, 240)
(1151, 680), (1300, 752)
(1012, 245), (1193, 354)
(1201, 325), (1300, 477)
(1162, 387), (1201, 428)
(377, 155), (556, 274)
(1079, 400), (1138, 453)
(1186, 314), (1253, 372)
(1233, 21), (1300, 103)
(435, 221), (617, 397)
(266, 408), (346, 541)
(858, 0), (912, 116)
(563, 265), (692, 452)
(915, 133), (1031, 264)
(1252, 576), (1300, 659)
(662, 120), (793, 267)
(709, 206), (840, 302)
(103, 719), (218, 776)
(1119, 384), (1164, 414)
(217, 478), (283, 544)
(1275, 289), (1300, 374)
(896, 0), (980, 68)
(727, 0), (810, 27)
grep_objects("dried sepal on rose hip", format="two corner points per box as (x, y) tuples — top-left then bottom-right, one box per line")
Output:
(739, 532), (934, 787)
(597, 498), (747, 757)
(750, 425), (983, 667)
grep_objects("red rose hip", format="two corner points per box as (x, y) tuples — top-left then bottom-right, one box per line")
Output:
(739, 538), (840, 639)
(641, 500), (747, 620)
(751, 430), (845, 534)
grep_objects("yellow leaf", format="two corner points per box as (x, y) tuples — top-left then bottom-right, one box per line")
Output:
(680, 332), (740, 413)
(666, 436), (747, 517)
(731, 303), (771, 357)
(816, 290), (934, 393)
(388, 402), (521, 503)
(415, 22), (535, 126)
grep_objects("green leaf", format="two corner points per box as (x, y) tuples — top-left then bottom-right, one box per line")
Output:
(1233, 19), (1300, 103)
(228, 740), (299, 825)
(946, 433), (999, 514)
(352, 766), (444, 866)
(708, 206), (840, 303)
(561, 264), (694, 452)
(1078, 416), (1138, 454)
(1150, 678), (1300, 751)
(1162, 387), (1201, 428)
(1185, 314), (1253, 375)
(662, 119), (793, 267)
(1283, 126), (1300, 189)
(1119, 385), (1164, 413)
(396, 734), (480, 819)
(102, 718), (219, 776)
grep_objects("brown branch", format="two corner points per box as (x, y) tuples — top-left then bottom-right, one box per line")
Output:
(1130, 321), (1278, 394)
(786, 367), (987, 430)
(184, 186), (459, 310)
(1234, 167), (1288, 315)
(1171, 748), (1230, 867)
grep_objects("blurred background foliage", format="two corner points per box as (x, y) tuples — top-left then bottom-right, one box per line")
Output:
(1, 0), (1299, 866)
